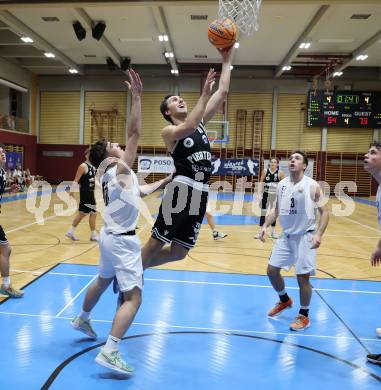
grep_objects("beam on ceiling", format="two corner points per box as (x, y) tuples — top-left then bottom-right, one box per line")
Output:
(0, 10), (81, 73)
(18, 57), (67, 67)
(0, 0), (380, 8)
(275, 4), (329, 78)
(151, 5), (178, 73)
(73, 8), (122, 72)
(0, 45), (44, 57)
(0, 30), (29, 45)
(332, 29), (381, 75)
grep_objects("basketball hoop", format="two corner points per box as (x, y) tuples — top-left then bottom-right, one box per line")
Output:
(208, 136), (216, 148)
(218, 0), (262, 36)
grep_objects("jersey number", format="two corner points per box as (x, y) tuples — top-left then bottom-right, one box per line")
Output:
(102, 182), (109, 206)
(289, 197), (297, 215)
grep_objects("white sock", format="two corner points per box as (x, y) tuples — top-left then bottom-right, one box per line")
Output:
(2, 276), (10, 288)
(277, 289), (286, 296)
(91, 230), (97, 236)
(68, 226), (75, 234)
(104, 335), (121, 353)
(79, 310), (91, 321)
(300, 305), (309, 310)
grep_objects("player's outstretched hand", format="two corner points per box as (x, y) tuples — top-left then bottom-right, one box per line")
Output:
(371, 247), (381, 267)
(124, 68), (142, 96)
(259, 227), (266, 243)
(310, 233), (321, 249)
(202, 68), (216, 96)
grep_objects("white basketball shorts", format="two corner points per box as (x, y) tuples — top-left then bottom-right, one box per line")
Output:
(98, 228), (143, 292)
(268, 232), (316, 275)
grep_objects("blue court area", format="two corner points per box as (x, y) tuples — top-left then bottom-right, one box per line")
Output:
(1, 264), (381, 389)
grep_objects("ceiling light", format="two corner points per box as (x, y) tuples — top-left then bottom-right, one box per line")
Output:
(69, 68), (78, 74)
(333, 71), (343, 77)
(234, 42), (240, 48)
(171, 69), (179, 75)
(21, 36), (33, 43)
(230, 65), (234, 70)
(299, 42), (311, 49)
(158, 34), (168, 42)
(356, 54), (368, 61)
(282, 65), (292, 71)
(44, 52), (55, 58)
(164, 52), (174, 58)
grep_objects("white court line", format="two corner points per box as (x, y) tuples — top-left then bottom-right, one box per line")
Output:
(0, 310), (380, 343)
(211, 228), (378, 238)
(342, 216), (380, 233)
(9, 268), (381, 294)
(55, 275), (97, 317)
(6, 214), (59, 234)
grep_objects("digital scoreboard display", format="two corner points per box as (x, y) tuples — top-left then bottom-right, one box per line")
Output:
(307, 90), (381, 128)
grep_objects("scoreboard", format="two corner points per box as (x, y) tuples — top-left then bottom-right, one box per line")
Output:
(307, 90), (381, 128)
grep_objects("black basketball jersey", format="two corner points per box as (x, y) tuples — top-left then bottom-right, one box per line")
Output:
(0, 168), (6, 213)
(0, 168), (5, 196)
(170, 121), (212, 184)
(264, 168), (280, 193)
(79, 163), (96, 192)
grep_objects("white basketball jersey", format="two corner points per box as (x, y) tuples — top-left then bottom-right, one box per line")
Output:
(277, 175), (317, 235)
(101, 165), (140, 234)
(376, 185), (381, 228)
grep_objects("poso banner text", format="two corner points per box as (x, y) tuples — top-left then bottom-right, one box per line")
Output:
(138, 156), (175, 174)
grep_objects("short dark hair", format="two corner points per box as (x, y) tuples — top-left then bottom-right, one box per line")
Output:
(160, 94), (175, 124)
(370, 141), (381, 150)
(270, 156), (280, 164)
(0, 143), (5, 150)
(290, 150), (308, 167)
(89, 139), (108, 168)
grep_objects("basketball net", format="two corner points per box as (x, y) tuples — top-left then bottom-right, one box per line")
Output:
(218, 0), (262, 36)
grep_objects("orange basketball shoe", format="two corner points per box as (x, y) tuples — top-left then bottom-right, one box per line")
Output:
(290, 314), (310, 331)
(267, 298), (293, 316)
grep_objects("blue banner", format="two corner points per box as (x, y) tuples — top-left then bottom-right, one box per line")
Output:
(211, 158), (259, 176)
(6, 152), (23, 170)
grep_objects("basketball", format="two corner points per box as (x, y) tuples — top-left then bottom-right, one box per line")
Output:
(208, 18), (237, 49)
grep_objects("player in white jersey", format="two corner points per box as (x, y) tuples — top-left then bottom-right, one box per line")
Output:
(363, 141), (381, 365)
(259, 151), (329, 331)
(70, 69), (172, 375)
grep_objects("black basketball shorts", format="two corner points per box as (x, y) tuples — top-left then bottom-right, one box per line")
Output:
(152, 181), (208, 250)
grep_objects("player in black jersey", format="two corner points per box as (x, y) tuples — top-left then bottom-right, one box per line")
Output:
(0, 144), (23, 298)
(142, 47), (234, 269)
(255, 157), (285, 239)
(66, 148), (99, 241)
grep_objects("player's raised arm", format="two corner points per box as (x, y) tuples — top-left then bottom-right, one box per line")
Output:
(117, 69), (142, 174)
(162, 69), (216, 142)
(203, 46), (234, 124)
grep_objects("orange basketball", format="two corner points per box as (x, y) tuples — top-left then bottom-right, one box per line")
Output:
(208, 18), (237, 49)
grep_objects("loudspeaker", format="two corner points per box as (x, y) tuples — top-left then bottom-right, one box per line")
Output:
(106, 57), (117, 71)
(73, 21), (86, 41)
(92, 21), (106, 40)
(120, 57), (131, 71)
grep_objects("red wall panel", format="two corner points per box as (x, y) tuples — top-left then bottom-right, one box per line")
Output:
(37, 144), (88, 184)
